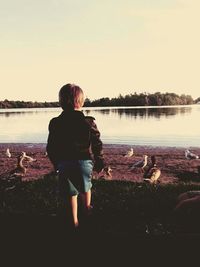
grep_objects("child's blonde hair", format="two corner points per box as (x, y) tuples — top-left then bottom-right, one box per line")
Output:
(59, 83), (85, 110)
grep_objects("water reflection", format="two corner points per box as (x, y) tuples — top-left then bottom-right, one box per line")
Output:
(0, 108), (59, 117)
(0, 106), (193, 119)
(0, 111), (35, 117)
(84, 106), (192, 119)
(0, 106), (199, 146)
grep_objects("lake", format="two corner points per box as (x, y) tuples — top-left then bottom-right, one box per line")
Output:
(0, 105), (200, 147)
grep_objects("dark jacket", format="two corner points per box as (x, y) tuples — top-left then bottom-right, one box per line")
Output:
(46, 110), (105, 171)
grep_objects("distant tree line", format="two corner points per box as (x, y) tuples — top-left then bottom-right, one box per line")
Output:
(84, 92), (195, 107)
(0, 99), (59, 109)
(0, 92), (199, 109)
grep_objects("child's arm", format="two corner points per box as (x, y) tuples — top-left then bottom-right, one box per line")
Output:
(46, 118), (60, 171)
(85, 116), (105, 172)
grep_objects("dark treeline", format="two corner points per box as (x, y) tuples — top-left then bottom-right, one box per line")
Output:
(0, 92), (199, 109)
(0, 99), (60, 109)
(84, 92), (195, 107)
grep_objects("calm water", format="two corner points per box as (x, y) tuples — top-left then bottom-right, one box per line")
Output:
(0, 105), (200, 147)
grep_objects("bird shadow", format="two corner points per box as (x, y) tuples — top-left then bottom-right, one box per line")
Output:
(176, 171), (200, 182)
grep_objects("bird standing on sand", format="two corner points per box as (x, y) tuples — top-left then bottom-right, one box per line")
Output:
(124, 148), (134, 158)
(6, 148), (11, 158)
(143, 155), (156, 178)
(21, 151), (37, 162)
(185, 149), (199, 160)
(13, 152), (27, 176)
(130, 155), (148, 170)
(98, 166), (113, 180)
(12, 152), (36, 177)
(104, 166), (112, 179)
(144, 166), (161, 184)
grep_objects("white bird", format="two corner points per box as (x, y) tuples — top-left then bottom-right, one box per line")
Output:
(98, 166), (113, 180)
(12, 152), (27, 176)
(185, 149), (199, 160)
(104, 166), (112, 179)
(144, 167), (161, 184)
(21, 151), (37, 162)
(130, 155), (148, 170)
(6, 148), (11, 158)
(124, 148), (134, 158)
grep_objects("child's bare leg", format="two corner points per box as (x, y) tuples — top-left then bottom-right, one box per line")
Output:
(69, 195), (79, 227)
(85, 190), (92, 208)
(80, 189), (92, 212)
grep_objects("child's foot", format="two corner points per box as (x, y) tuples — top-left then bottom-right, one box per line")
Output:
(86, 205), (93, 216)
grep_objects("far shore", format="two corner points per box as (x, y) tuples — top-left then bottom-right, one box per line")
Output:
(0, 143), (200, 183)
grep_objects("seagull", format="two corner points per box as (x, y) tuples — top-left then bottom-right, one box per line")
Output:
(21, 151), (37, 162)
(12, 152), (27, 176)
(124, 148), (134, 158)
(144, 167), (161, 184)
(98, 166), (113, 180)
(143, 155), (157, 178)
(130, 155), (148, 170)
(185, 149), (199, 160)
(6, 148), (11, 158)
(104, 166), (112, 179)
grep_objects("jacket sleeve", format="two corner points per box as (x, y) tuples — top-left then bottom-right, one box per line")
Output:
(46, 118), (60, 170)
(85, 116), (105, 172)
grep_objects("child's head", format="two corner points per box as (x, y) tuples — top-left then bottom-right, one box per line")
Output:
(59, 83), (85, 111)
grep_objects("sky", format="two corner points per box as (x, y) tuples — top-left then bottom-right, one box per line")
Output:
(0, 0), (200, 102)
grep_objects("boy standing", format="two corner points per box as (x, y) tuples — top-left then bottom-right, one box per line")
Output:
(47, 83), (105, 228)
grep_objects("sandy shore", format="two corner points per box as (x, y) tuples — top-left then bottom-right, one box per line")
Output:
(0, 143), (200, 184)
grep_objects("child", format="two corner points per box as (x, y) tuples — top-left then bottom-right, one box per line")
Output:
(46, 83), (105, 228)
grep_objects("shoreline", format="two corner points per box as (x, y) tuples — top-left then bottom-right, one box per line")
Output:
(0, 142), (199, 148)
(0, 143), (200, 183)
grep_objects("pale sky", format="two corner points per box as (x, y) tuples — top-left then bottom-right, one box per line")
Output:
(0, 0), (200, 102)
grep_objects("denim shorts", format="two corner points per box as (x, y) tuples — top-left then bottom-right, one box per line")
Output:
(57, 160), (93, 196)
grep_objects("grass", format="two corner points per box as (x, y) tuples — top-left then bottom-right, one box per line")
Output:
(1, 173), (200, 237)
